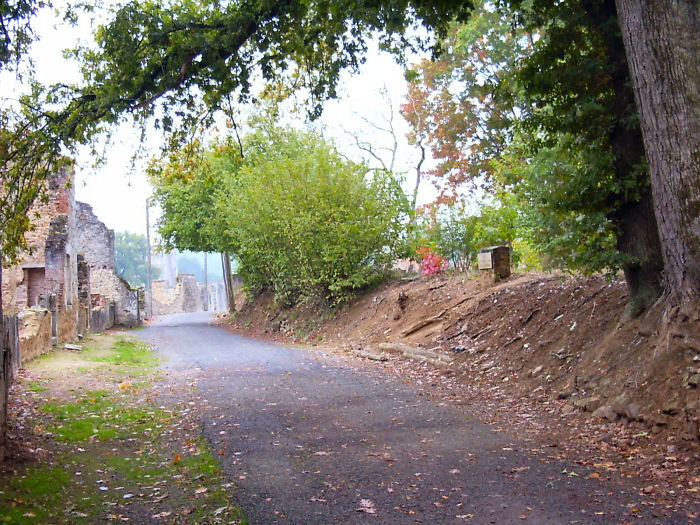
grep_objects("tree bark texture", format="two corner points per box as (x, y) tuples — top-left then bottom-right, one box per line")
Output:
(584, 0), (665, 313)
(615, 0), (700, 308)
(616, 190), (664, 315)
(221, 252), (235, 313)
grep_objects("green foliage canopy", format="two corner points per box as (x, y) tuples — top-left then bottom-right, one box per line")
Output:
(494, 0), (661, 294)
(2, 0), (470, 258)
(147, 138), (238, 254)
(150, 121), (409, 305)
(403, 0), (663, 309)
(114, 231), (158, 287)
(411, 195), (523, 272)
(402, 0), (525, 201)
(220, 125), (408, 305)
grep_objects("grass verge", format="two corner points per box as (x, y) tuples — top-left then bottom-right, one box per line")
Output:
(0, 334), (246, 524)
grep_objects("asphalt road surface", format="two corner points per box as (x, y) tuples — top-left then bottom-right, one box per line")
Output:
(138, 312), (673, 524)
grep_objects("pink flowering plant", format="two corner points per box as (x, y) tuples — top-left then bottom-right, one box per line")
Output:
(417, 247), (449, 276)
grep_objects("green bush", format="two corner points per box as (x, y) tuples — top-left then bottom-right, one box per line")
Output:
(221, 126), (408, 305)
(410, 194), (534, 272)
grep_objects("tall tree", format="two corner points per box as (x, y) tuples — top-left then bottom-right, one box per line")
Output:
(404, 0), (665, 314)
(401, 2), (524, 202)
(148, 139), (236, 254)
(615, 0), (700, 311)
(114, 231), (158, 287)
(2, 0), (696, 312)
(503, 0), (664, 315)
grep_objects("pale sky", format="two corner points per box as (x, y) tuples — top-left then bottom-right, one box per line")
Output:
(5, 2), (437, 238)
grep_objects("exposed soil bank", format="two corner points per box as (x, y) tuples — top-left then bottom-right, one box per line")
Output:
(222, 272), (700, 510)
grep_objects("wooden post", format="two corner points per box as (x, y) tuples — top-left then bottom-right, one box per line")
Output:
(146, 198), (153, 318)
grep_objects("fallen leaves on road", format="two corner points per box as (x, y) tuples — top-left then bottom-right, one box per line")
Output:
(357, 499), (377, 514)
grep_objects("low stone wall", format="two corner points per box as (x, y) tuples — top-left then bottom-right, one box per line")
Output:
(114, 281), (141, 327)
(57, 305), (78, 344)
(17, 308), (52, 365)
(152, 274), (203, 315)
(1, 314), (21, 461)
(90, 303), (116, 333)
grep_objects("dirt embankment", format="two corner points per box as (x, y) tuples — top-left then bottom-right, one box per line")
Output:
(226, 272), (700, 445)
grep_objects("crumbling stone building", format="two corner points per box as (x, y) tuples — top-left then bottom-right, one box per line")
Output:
(152, 274), (202, 315)
(75, 202), (141, 327)
(2, 169), (142, 355)
(151, 274), (228, 315)
(1, 169), (82, 343)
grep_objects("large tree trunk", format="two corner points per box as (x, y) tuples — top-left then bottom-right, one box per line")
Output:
(615, 0), (700, 310)
(615, 190), (664, 316)
(584, 0), (665, 315)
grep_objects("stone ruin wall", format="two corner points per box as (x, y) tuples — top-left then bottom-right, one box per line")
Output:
(2, 170), (78, 316)
(152, 274), (203, 315)
(152, 275), (229, 316)
(74, 202), (141, 327)
(2, 170), (143, 366)
(2, 170), (80, 343)
(17, 308), (52, 364)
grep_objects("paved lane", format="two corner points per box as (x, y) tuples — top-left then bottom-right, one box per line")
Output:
(138, 312), (668, 524)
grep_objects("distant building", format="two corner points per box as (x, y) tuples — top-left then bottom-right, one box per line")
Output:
(150, 272), (228, 315)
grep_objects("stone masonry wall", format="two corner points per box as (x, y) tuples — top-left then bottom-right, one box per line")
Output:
(152, 274), (203, 315)
(2, 171), (74, 312)
(17, 308), (52, 364)
(74, 201), (140, 327)
(2, 169), (79, 344)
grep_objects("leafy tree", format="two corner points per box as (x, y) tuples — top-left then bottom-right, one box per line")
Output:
(497, 0), (664, 315)
(411, 204), (478, 272)
(114, 231), (158, 287)
(1, 1), (469, 259)
(1, 0), (696, 312)
(1, 0), (70, 261)
(0, 107), (73, 262)
(404, 0), (669, 315)
(401, 1), (525, 202)
(147, 138), (239, 254)
(483, 0), (698, 313)
(0, 0), (43, 73)
(614, 0), (699, 310)
(411, 193), (524, 272)
(472, 195), (519, 256)
(220, 124), (409, 305)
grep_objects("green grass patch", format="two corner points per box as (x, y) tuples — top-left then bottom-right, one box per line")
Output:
(85, 338), (159, 367)
(2, 333), (246, 524)
(26, 381), (48, 392)
(177, 438), (222, 477)
(40, 390), (164, 442)
(0, 465), (78, 524)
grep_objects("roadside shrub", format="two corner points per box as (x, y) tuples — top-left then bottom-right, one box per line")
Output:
(410, 195), (536, 272)
(221, 126), (408, 305)
(417, 247), (449, 276)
